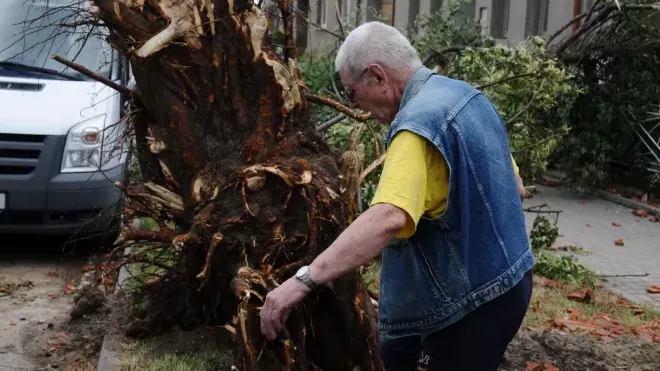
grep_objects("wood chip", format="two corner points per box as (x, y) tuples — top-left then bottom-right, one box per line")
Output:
(648, 285), (660, 294)
(568, 288), (593, 303)
(632, 209), (648, 217)
(540, 277), (560, 288)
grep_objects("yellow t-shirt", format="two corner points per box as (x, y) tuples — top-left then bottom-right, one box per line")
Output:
(370, 130), (519, 239)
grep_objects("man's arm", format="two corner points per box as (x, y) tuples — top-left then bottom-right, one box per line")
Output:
(260, 130), (429, 340)
(308, 203), (406, 285)
(511, 154), (527, 200)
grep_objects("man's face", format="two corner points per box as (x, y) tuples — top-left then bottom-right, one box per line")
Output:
(340, 66), (394, 123)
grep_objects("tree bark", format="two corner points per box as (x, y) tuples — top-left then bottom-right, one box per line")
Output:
(91, 0), (381, 369)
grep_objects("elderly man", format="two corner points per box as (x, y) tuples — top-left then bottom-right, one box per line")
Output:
(260, 21), (534, 370)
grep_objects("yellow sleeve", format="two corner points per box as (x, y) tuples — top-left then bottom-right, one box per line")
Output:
(511, 154), (519, 176)
(370, 131), (428, 239)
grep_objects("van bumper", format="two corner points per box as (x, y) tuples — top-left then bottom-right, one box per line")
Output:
(0, 134), (125, 235)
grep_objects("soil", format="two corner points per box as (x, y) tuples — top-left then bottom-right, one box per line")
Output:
(501, 330), (660, 371)
(19, 283), (127, 371)
(0, 233), (122, 371)
(0, 245), (86, 370)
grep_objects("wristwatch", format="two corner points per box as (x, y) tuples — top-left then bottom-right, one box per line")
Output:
(294, 265), (317, 290)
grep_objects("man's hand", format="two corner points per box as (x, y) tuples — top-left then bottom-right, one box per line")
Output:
(260, 276), (311, 340)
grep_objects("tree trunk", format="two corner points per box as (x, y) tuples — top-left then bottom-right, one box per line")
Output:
(92, 0), (381, 369)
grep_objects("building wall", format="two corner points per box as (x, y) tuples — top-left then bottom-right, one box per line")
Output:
(303, 0), (583, 52)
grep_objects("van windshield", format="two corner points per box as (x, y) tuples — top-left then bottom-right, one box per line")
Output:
(0, 0), (111, 80)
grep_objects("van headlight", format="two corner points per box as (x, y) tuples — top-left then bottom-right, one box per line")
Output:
(61, 115), (126, 173)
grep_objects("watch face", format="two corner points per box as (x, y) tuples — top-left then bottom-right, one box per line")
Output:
(296, 266), (308, 278)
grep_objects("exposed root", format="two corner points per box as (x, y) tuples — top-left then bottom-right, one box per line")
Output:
(240, 163), (312, 187)
(197, 232), (223, 283)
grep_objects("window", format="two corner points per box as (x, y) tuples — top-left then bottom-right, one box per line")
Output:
(317, 0), (327, 26)
(490, 0), (510, 39)
(525, 0), (549, 37)
(430, 0), (443, 14)
(408, 0), (420, 28)
(478, 7), (489, 34)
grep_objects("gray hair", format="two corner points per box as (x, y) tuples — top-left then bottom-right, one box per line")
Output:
(335, 22), (422, 81)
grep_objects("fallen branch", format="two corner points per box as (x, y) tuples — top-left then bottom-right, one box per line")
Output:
(292, 6), (345, 41)
(552, 3), (660, 57)
(598, 273), (649, 278)
(317, 114), (347, 131)
(545, 0), (605, 46)
(51, 54), (134, 97)
(305, 93), (371, 121)
(357, 153), (386, 186)
(59, 20), (104, 28)
(476, 72), (538, 90)
(524, 204), (563, 214)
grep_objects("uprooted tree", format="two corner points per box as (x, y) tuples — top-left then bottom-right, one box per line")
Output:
(63, 0), (380, 370)
(37, 0), (660, 369)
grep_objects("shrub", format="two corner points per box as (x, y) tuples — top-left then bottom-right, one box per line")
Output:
(534, 251), (597, 287)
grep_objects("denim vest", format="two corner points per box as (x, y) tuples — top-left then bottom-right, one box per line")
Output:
(377, 67), (535, 340)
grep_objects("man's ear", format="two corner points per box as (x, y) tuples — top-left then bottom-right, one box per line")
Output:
(367, 64), (387, 84)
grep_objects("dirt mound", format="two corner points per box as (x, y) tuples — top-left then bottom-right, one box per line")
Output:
(501, 330), (660, 371)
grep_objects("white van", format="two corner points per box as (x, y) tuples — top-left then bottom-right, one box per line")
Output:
(0, 0), (130, 240)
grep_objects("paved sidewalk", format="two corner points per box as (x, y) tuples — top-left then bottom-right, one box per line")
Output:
(523, 186), (660, 308)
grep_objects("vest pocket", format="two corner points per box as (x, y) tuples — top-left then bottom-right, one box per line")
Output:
(415, 245), (450, 302)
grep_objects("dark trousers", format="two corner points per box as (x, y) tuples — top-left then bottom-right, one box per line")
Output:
(379, 269), (533, 371)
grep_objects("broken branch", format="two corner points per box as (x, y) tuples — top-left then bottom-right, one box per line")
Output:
(51, 54), (134, 97)
(545, 1), (605, 46)
(292, 6), (345, 40)
(598, 273), (649, 278)
(305, 93), (371, 121)
(357, 153), (386, 186)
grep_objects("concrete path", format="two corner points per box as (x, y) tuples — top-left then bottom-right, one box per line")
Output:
(522, 185), (660, 308)
(0, 236), (84, 371)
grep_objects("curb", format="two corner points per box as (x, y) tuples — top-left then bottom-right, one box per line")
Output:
(96, 249), (132, 371)
(96, 221), (139, 371)
(596, 190), (660, 216)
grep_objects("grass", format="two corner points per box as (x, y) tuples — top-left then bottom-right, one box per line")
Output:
(360, 258), (660, 333)
(523, 275), (660, 331)
(116, 340), (233, 371)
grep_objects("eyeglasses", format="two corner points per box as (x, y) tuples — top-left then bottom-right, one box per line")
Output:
(340, 68), (369, 102)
